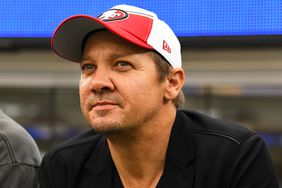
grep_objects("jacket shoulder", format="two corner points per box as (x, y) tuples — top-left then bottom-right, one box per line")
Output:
(39, 130), (107, 188)
(45, 130), (103, 163)
(180, 110), (255, 145)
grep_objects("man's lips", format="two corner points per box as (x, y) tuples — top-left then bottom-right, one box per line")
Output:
(90, 101), (117, 111)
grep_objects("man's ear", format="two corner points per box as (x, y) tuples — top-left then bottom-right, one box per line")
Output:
(164, 68), (185, 100)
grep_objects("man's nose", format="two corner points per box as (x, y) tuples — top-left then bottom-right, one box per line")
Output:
(89, 67), (114, 93)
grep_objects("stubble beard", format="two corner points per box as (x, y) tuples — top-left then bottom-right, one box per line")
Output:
(85, 109), (132, 135)
(87, 107), (158, 137)
(90, 119), (124, 135)
(83, 95), (127, 135)
(83, 95), (162, 136)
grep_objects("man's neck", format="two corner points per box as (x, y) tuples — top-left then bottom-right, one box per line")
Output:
(107, 108), (176, 188)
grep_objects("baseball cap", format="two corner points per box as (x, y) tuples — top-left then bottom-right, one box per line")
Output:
(52, 4), (182, 68)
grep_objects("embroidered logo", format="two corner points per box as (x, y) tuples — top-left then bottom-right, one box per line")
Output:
(98, 9), (128, 22)
(163, 40), (171, 53)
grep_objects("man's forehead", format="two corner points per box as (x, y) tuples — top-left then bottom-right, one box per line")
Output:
(81, 53), (127, 62)
(81, 48), (154, 64)
(83, 30), (149, 54)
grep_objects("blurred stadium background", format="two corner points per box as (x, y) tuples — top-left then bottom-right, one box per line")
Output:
(1, 0), (282, 186)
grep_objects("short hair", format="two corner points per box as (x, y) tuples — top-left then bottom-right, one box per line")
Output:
(150, 51), (185, 108)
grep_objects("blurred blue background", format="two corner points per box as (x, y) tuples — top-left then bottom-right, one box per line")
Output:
(1, 0), (282, 37)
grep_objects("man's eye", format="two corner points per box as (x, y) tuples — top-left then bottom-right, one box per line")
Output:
(82, 64), (95, 71)
(115, 61), (132, 71)
(81, 64), (96, 74)
(117, 61), (130, 67)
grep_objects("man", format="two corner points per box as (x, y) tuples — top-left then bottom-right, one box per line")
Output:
(39, 4), (279, 188)
(0, 108), (41, 188)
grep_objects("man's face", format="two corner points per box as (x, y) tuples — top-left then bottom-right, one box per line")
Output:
(79, 31), (167, 134)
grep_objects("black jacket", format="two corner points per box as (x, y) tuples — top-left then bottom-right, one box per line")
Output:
(39, 110), (279, 187)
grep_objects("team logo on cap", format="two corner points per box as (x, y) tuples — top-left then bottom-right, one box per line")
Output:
(163, 40), (171, 53)
(98, 9), (128, 22)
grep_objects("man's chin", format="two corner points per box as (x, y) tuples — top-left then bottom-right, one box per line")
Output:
(90, 124), (122, 135)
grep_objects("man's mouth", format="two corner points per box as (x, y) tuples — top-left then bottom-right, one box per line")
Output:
(90, 101), (117, 111)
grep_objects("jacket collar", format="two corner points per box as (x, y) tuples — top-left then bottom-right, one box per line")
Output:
(166, 110), (194, 167)
(156, 110), (194, 187)
(84, 135), (113, 175)
(81, 136), (115, 187)
(83, 110), (195, 187)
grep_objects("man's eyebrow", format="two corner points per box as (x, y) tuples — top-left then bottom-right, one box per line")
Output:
(81, 56), (93, 62)
(110, 50), (143, 60)
(81, 56), (91, 61)
(109, 54), (128, 60)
